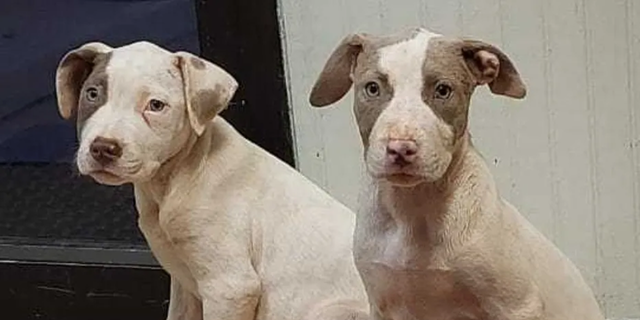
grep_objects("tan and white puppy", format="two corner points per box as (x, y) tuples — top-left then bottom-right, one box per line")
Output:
(310, 28), (604, 320)
(55, 41), (368, 320)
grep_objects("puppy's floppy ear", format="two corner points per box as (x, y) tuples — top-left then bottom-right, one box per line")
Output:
(55, 42), (113, 119)
(461, 39), (526, 99)
(309, 33), (369, 107)
(174, 52), (238, 136)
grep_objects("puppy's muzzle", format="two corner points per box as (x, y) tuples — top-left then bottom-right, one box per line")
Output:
(90, 137), (123, 165)
(385, 139), (417, 168)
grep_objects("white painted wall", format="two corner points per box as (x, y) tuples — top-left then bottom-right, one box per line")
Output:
(279, 0), (640, 318)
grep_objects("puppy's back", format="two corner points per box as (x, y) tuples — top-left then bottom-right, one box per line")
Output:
(502, 201), (604, 320)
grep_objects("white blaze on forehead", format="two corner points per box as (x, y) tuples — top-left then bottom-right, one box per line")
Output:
(105, 43), (183, 106)
(377, 29), (440, 98)
(107, 43), (178, 81)
(108, 42), (172, 71)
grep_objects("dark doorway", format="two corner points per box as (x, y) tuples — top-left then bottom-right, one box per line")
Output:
(0, 0), (292, 318)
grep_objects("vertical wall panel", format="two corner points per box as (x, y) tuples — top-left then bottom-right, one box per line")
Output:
(497, 0), (557, 238)
(379, 0), (423, 31)
(279, 0), (640, 317)
(543, 0), (598, 290)
(282, 0), (354, 195)
(630, 0), (640, 311)
(421, 0), (462, 35)
(584, 0), (639, 315)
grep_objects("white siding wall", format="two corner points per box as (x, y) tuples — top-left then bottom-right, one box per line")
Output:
(279, 0), (640, 317)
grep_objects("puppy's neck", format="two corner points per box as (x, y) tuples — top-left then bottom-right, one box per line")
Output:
(377, 133), (499, 243)
(137, 131), (201, 201)
(137, 117), (241, 205)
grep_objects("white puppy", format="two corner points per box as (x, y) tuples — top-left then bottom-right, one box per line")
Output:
(55, 41), (368, 320)
(310, 28), (604, 320)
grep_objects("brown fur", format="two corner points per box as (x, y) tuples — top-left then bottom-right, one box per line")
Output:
(310, 27), (604, 320)
(77, 53), (112, 131)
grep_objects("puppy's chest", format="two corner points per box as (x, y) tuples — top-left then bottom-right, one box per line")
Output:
(355, 229), (485, 320)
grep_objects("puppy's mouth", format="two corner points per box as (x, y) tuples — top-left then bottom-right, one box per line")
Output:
(82, 161), (145, 186)
(368, 163), (425, 187)
(86, 160), (160, 185)
(88, 169), (128, 186)
(368, 159), (448, 187)
(380, 173), (425, 187)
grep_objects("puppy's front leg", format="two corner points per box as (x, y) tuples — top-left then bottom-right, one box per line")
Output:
(199, 271), (261, 320)
(166, 278), (202, 320)
(164, 232), (261, 319)
(160, 207), (261, 320)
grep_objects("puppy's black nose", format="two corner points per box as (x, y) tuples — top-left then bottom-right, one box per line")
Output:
(386, 139), (417, 166)
(90, 137), (122, 165)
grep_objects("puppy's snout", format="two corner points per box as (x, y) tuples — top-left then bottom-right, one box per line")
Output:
(386, 139), (417, 166)
(90, 137), (123, 165)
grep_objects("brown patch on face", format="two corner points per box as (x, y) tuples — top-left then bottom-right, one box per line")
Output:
(310, 28), (423, 108)
(77, 52), (112, 133)
(137, 89), (151, 107)
(190, 57), (206, 70)
(421, 37), (476, 139)
(353, 62), (392, 145)
(136, 89), (151, 123)
(352, 29), (422, 145)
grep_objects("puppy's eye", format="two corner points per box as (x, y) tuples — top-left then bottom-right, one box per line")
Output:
(85, 87), (99, 102)
(434, 84), (452, 100)
(364, 82), (381, 98)
(147, 99), (166, 112)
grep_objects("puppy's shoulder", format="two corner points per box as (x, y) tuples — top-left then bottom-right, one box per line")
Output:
(449, 252), (544, 319)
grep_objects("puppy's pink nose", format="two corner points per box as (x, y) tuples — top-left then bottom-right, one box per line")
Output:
(386, 139), (418, 166)
(90, 137), (122, 165)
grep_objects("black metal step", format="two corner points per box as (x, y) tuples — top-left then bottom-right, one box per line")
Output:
(0, 261), (169, 320)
